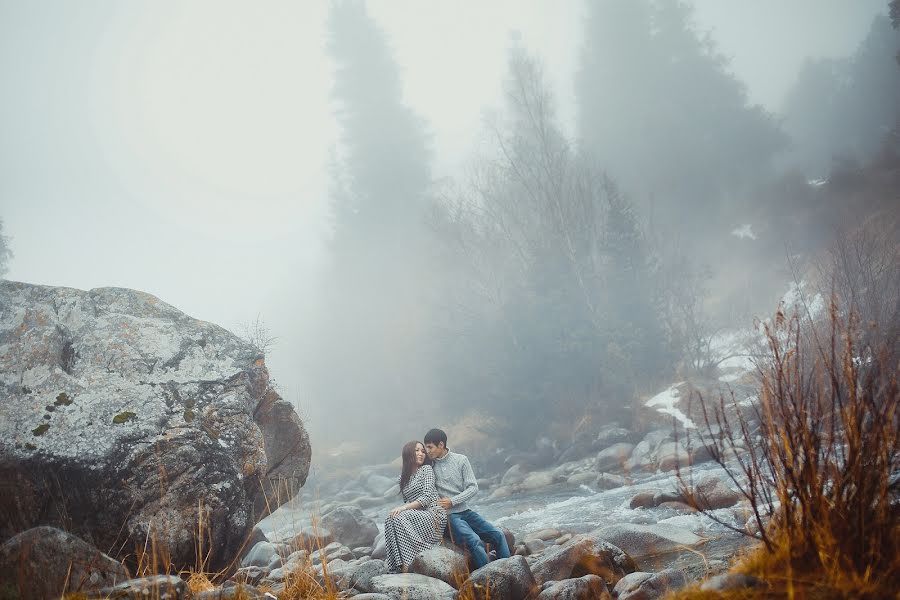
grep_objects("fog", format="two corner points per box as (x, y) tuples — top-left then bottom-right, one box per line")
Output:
(1, 0), (896, 460)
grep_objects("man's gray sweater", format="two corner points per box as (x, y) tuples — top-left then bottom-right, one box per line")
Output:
(432, 450), (478, 513)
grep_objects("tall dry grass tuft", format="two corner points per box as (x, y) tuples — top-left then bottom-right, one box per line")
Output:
(678, 300), (899, 598)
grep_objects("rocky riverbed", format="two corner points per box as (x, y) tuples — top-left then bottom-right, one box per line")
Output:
(243, 422), (763, 599)
(0, 280), (764, 599)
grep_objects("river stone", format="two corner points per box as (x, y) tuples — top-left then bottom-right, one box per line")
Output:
(0, 526), (130, 600)
(289, 526), (334, 550)
(700, 573), (763, 592)
(656, 442), (689, 471)
(520, 470), (557, 491)
(88, 575), (188, 600)
(500, 526), (517, 554)
(365, 474), (396, 496)
(530, 533), (635, 586)
(623, 443), (653, 472)
(594, 426), (635, 447)
(597, 473), (629, 490)
(524, 538), (547, 554)
(688, 474), (743, 509)
(489, 485), (515, 500)
(614, 568), (689, 600)
(501, 464), (528, 486)
(344, 559), (387, 593)
(232, 566), (270, 586)
(408, 546), (468, 588)
(458, 555), (536, 600)
(524, 528), (561, 543)
(195, 584), (265, 600)
(629, 491), (657, 509)
(367, 573), (456, 599)
(595, 443), (635, 472)
(371, 531), (386, 559)
(0, 282), (311, 571)
(536, 574), (611, 600)
(567, 472), (599, 487)
(241, 541), (278, 568)
(558, 439), (593, 463)
(594, 524), (701, 558)
(320, 506), (378, 548)
(311, 542), (354, 565)
(659, 501), (697, 513)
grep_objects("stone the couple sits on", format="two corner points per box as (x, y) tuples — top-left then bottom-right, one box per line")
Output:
(383, 428), (510, 572)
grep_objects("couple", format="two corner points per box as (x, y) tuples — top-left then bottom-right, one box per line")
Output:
(383, 428), (510, 573)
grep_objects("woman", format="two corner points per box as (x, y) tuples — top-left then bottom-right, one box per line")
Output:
(383, 440), (448, 573)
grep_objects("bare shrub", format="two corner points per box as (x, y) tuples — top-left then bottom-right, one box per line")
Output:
(240, 315), (278, 358)
(814, 210), (900, 352)
(678, 301), (899, 598)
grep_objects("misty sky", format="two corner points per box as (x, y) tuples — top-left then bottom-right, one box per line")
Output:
(0, 1), (888, 437)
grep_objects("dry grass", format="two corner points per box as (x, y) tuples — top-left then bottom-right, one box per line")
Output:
(675, 301), (899, 599)
(77, 474), (353, 600)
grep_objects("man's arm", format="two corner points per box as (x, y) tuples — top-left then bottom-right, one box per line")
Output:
(449, 456), (478, 507)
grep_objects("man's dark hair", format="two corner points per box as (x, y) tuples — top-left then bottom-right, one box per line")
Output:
(424, 428), (447, 448)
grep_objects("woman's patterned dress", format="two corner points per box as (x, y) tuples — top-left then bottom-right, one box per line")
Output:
(384, 464), (448, 572)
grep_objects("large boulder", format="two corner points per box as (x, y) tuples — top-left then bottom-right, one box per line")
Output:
(529, 533), (635, 587)
(458, 556), (536, 600)
(319, 506), (378, 549)
(0, 526), (130, 600)
(0, 282), (311, 570)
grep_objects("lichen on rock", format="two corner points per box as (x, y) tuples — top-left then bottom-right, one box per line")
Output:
(0, 281), (311, 571)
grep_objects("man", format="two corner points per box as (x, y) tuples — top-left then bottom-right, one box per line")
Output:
(423, 427), (510, 569)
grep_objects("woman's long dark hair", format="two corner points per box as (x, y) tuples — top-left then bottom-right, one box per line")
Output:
(399, 440), (431, 491)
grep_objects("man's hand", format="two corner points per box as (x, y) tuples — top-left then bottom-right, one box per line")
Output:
(437, 497), (453, 510)
(389, 505), (406, 516)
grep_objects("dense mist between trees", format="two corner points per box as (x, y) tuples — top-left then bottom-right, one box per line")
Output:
(1, 1), (898, 461)
(304, 0), (900, 458)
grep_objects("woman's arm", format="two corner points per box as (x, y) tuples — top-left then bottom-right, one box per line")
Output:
(389, 499), (423, 516)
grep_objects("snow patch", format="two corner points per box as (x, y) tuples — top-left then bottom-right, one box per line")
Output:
(646, 383), (697, 429)
(781, 280), (825, 318)
(730, 224), (757, 240)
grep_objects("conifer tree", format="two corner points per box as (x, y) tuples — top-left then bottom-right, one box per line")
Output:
(576, 0), (785, 229)
(308, 0), (436, 450)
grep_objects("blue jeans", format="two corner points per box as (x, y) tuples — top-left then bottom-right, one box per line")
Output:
(447, 509), (511, 570)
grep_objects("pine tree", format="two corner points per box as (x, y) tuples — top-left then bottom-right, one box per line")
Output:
(783, 15), (900, 174)
(576, 0), (785, 229)
(307, 0), (436, 451)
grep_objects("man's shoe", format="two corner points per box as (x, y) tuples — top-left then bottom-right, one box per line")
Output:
(488, 550), (498, 561)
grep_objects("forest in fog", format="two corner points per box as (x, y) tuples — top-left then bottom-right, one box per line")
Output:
(303, 0), (900, 454)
